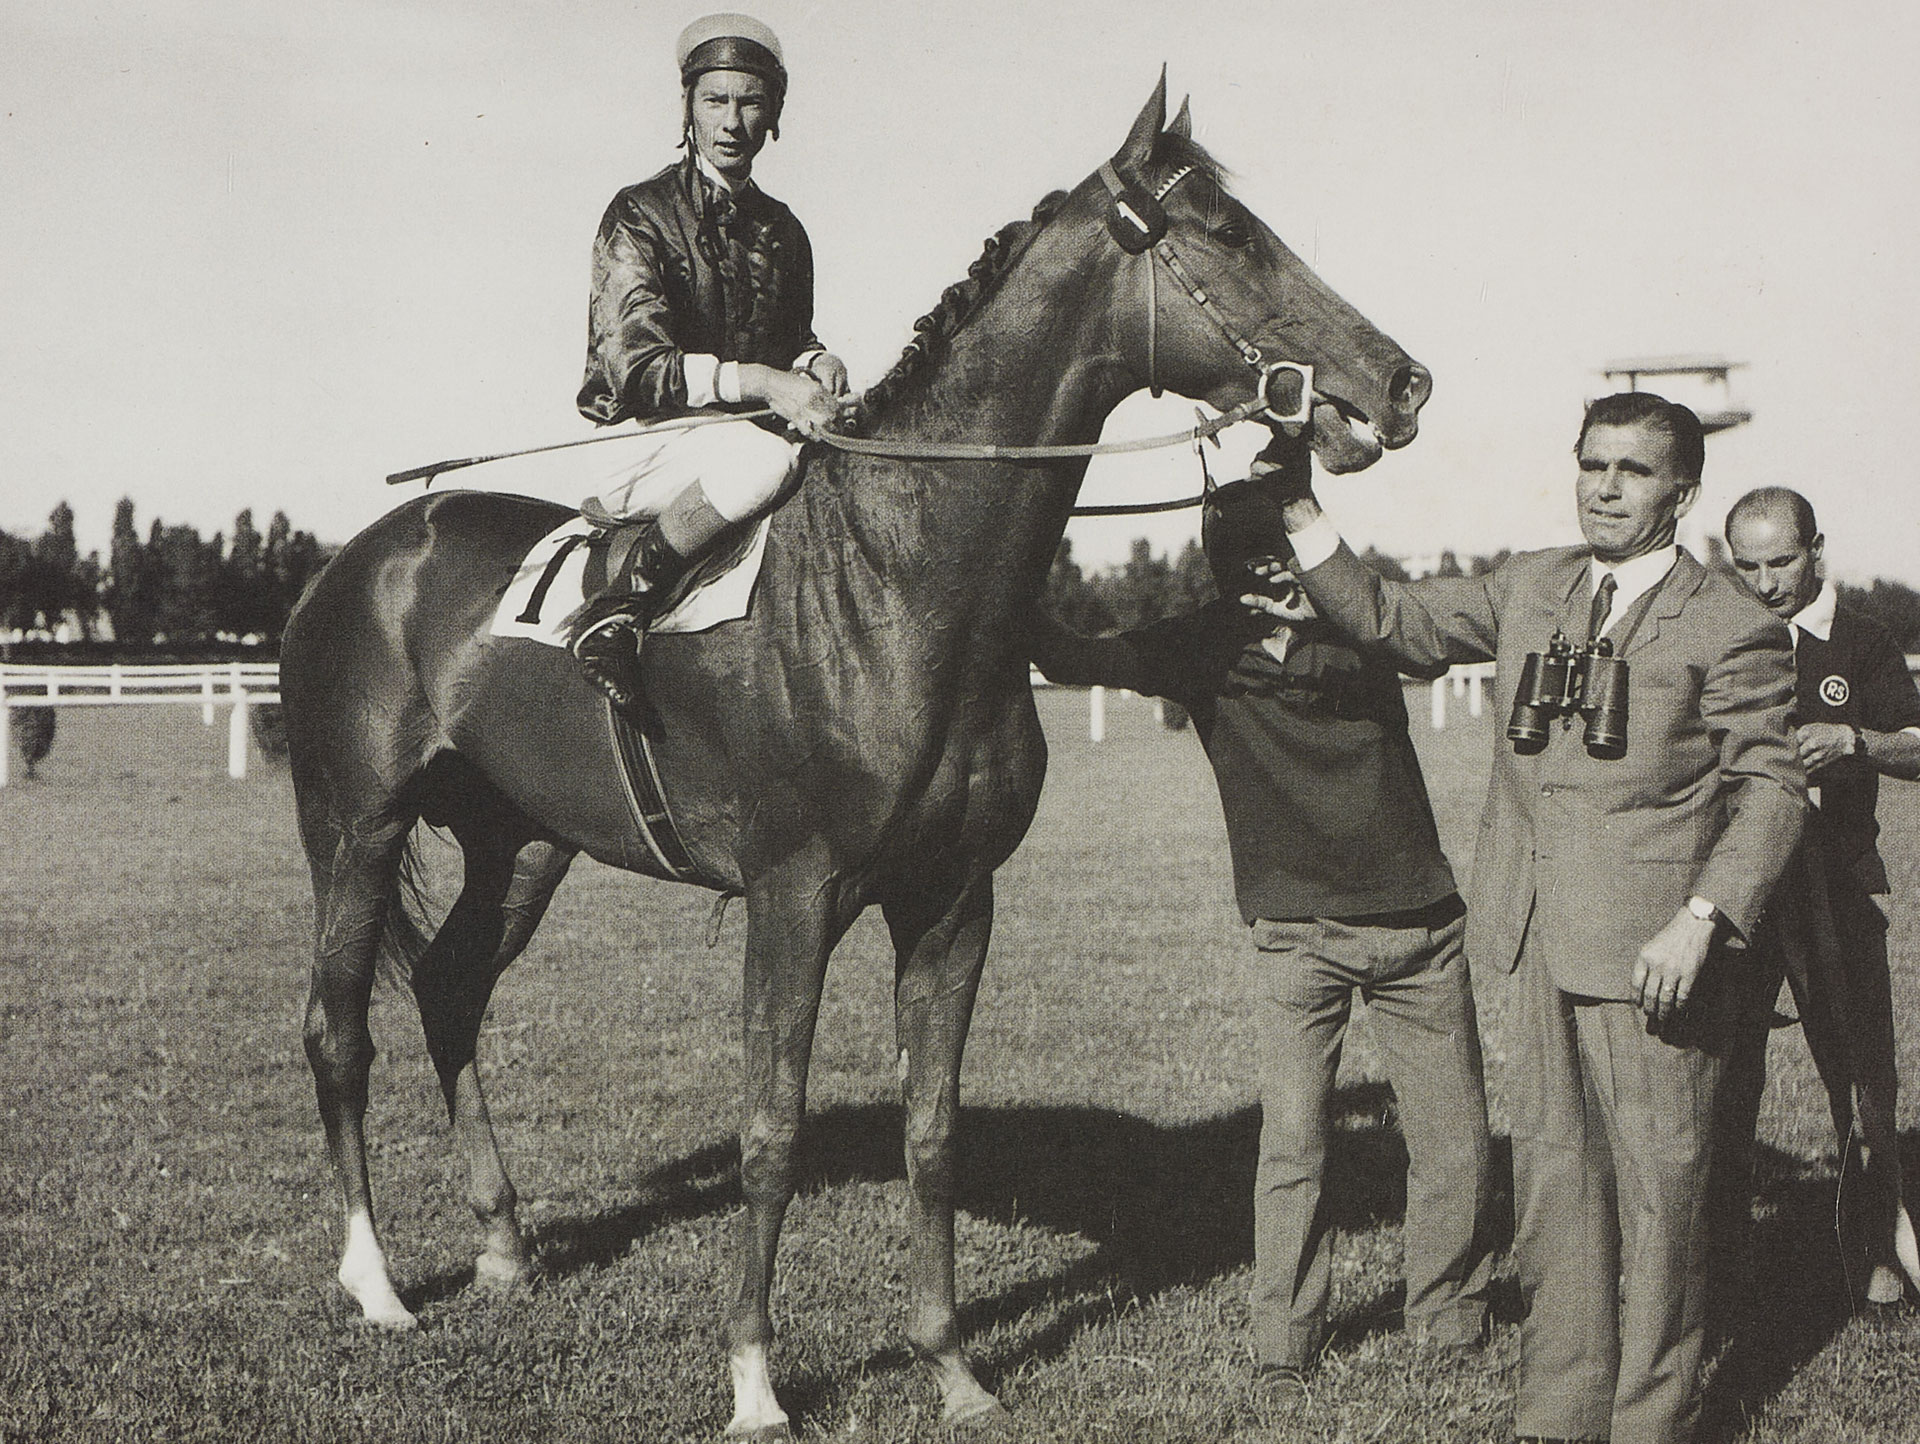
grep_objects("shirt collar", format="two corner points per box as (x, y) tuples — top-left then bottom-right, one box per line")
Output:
(1790, 578), (1838, 643)
(694, 151), (748, 195)
(1589, 544), (1678, 605)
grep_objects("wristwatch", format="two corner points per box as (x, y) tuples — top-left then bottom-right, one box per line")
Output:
(1850, 724), (1866, 758)
(1686, 895), (1720, 925)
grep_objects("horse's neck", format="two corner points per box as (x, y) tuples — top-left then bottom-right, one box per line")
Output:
(817, 258), (1129, 622)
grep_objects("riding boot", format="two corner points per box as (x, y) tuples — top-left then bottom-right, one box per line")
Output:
(569, 523), (690, 711)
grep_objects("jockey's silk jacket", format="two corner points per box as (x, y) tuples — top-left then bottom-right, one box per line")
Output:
(576, 155), (822, 426)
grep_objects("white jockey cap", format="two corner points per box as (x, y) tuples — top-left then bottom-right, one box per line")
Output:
(676, 13), (786, 86)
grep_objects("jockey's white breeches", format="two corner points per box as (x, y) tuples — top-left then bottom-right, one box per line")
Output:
(592, 419), (801, 524)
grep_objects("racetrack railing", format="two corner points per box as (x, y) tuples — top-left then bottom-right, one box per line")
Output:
(0, 661), (281, 786)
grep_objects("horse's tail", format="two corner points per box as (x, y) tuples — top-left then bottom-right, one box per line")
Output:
(373, 824), (435, 988)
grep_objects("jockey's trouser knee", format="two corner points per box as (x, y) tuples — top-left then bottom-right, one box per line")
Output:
(694, 422), (802, 522)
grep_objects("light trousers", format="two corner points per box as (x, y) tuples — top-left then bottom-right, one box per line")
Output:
(1248, 902), (1494, 1369)
(1509, 940), (1740, 1444)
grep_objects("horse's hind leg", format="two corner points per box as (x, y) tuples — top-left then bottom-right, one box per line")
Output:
(411, 828), (575, 1289)
(884, 874), (1008, 1431)
(301, 810), (421, 1330)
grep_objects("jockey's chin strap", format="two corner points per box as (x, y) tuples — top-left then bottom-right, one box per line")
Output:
(1095, 160), (1314, 431)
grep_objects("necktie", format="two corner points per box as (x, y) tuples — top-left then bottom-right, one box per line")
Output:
(1588, 572), (1617, 642)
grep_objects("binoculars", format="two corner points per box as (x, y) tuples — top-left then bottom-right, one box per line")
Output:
(1507, 628), (1630, 759)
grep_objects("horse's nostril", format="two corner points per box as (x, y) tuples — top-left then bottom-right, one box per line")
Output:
(1390, 364), (1433, 416)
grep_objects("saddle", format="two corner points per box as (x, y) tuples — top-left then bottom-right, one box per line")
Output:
(490, 512), (771, 650)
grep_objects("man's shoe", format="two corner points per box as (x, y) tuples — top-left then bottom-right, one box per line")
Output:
(570, 597), (646, 711)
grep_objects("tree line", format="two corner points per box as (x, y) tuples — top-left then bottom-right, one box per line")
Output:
(7, 500), (1920, 657)
(0, 500), (332, 650)
(1042, 535), (1920, 654)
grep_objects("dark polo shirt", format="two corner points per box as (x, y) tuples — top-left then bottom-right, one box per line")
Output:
(1794, 603), (1920, 894)
(1119, 599), (1458, 923)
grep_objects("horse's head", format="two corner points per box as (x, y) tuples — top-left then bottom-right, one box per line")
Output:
(1084, 75), (1431, 474)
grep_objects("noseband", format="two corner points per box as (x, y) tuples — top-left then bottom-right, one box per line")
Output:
(1096, 161), (1313, 428)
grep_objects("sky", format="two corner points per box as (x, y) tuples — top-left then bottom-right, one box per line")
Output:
(5, 0), (1920, 585)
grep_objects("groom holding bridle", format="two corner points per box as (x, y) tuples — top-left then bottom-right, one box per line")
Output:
(569, 12), (850, 709)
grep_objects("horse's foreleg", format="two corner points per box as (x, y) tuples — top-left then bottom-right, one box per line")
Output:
(413, 837), (575, 1290)
(885, 876), (1009, 1431)
(724, 864), (852, 1440)
(303, 827), (417, 1330)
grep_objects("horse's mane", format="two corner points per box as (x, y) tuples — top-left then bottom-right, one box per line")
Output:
(852, 192), (1069, 425)
(853, 133), (1230, 427)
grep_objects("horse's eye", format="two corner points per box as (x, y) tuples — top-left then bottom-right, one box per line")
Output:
(1214, 216), (1253, 249)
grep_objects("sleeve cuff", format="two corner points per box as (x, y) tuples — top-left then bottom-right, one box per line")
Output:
(685, 354), (725, 408)
(1289, 514), (1343, 571)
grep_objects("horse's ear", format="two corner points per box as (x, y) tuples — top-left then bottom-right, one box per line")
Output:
(1116, 67), (1168, 171)
(1170, 96), (1192, 140)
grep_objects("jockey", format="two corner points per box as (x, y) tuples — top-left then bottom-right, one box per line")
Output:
(570, 12), (850, 708)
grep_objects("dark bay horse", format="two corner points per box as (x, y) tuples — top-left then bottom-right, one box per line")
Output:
(281, 78), (1430, 1438)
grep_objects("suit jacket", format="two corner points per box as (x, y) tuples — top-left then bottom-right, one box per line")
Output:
(1298, 542), (1807, 1000)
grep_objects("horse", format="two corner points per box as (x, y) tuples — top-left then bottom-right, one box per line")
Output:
(281, 76), (1431, 1439)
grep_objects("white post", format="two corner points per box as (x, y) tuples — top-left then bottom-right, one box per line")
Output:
(1089, 685), (1107, 743)
(1430, 674), (1447, 730)
(201, 672), (216, 726)
(228, 697), (249, 780)
(1468, 666), (1485, 718)
(227, 661), (248, 780)
(0, 673), (9, 789)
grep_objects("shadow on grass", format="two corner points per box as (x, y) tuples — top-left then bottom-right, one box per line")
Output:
(1696, 1128), (1920, 1443)
(404, 1100), (1895, 1436)
(404, 1083), (1516, 1405)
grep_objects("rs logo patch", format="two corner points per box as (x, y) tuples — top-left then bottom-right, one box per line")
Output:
(1820, 674), (1851, 706)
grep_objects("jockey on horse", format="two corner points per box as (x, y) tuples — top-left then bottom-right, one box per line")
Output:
(569, 13), (851, 709)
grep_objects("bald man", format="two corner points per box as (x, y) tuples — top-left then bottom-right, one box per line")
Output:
(1713, 486), (1920, 1313)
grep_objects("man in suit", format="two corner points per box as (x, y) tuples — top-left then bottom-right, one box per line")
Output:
(1261, 392), (1806, 1444)
(1712, 486), (1920, 1313)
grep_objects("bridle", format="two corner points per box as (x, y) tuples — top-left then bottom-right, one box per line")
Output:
(1095, 159), (1314, 430)
(813, 160), (1311, 467)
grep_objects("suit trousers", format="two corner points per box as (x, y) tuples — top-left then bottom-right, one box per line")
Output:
(1712, 851), (1906, 1305)
(1247, 904), (1494, 1369)
(1509, 940), (1739, 1444)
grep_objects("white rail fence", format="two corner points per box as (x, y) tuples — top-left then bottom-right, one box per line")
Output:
(0, 662), (280, 787)
(11, 655), (1919, 782)
(1034, 661), (1502, 741)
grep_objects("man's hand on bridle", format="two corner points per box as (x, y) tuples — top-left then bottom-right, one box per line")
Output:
(1241, 559), (1317, 623)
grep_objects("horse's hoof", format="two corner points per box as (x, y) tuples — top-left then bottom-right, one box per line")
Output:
(473, 1251), (532, 1289)
(339, 1278), (418, 1331)
(945, 1397), (1012, 1433)
(354, 1298), (419, 1331)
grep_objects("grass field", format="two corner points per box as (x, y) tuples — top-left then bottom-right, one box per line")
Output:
(2, 689), (1916, 1442)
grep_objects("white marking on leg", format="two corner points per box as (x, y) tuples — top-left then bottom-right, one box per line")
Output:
(1894, 1203), (1920, 1292)
(724, 1343), (788, 1437)
(339, 1209), (417, 1330)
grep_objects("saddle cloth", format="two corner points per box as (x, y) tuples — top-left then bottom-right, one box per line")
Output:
(490, 513), (771, 647)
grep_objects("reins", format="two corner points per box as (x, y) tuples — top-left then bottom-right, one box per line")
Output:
(386, 155), (1314, 519)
